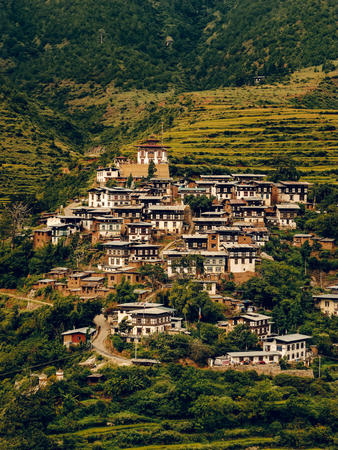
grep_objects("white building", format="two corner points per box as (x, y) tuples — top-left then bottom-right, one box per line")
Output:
(163, 250), (198, 278)
(148, 205), (188, 233)
(110, 302), (180, 342)
(96, 167), (119, 184)
(276, 181), (309, 204)
(202, 251), (227, 276)
(136, 138), (168, 164)
(223, 243), (257, 273)
(214, 351), (281, 366)
(263, 334), (312, 362)
(275, 204), (300, 229)
(88, 187), (131, 208)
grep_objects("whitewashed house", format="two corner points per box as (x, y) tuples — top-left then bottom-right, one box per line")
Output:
(263, 334), (312, 362)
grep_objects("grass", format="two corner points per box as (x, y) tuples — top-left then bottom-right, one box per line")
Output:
(129, 63), (338, 184)
(123, 436), (276, 449)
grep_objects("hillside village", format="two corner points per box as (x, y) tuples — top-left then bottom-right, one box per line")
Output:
(27, 137), (337, 369)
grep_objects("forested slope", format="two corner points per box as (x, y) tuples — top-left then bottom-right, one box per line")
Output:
(1, 0), (337, 91)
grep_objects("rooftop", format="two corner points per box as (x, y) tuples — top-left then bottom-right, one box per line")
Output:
(148, 205), (187, 211)
(62, 327), (96, 336)
(274, 333), (312, 342)
(225, 351), (281, 357)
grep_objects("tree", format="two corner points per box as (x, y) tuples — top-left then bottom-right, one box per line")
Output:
(109, 278), (137, 304)
(126, 173), (133, 188)
(268, 154), (300, 182)
(139, 264), (167, 289)
(215, 324), (259, 354)
(147, 160), (157, 179)
(169, 280), (223, 323)
(4, 202), (31, 247)
(183, 195), (214, 216)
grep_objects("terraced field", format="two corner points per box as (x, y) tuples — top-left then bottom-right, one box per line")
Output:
(157, 65), (338, 183)
(0, 94), (79, 206)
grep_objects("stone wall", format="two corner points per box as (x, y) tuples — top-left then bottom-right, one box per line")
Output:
(212, 365), (314, 378)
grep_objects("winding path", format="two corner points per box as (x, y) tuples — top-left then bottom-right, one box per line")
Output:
(92, 314), (132, 366)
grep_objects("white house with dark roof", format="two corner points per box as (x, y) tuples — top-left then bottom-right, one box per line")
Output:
(275, 204), (300, 229)
(110, 303), (181, 341)
(313, 293), (338, 317)
(148, 205), (188, 233)
(276, 181), (309, 204)
(263, 334), (312, 362)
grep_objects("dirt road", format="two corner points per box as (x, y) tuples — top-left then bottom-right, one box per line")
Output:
(92, 314), (132, 366)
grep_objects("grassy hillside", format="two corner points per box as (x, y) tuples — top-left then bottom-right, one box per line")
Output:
(146, 65), (338, 184)
(0, 87), (85, 206)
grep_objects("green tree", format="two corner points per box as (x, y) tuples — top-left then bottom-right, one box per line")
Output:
(183, 195), (214, 216)
(147, 161), (157, 179)
(169, 280), (223, 323)
(269, 154), (300, 182)
(139, 264), (168, 289)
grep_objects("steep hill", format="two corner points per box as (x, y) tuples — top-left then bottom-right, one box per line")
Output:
(0, 0), (337, 206)
(1, 0), (337, 92)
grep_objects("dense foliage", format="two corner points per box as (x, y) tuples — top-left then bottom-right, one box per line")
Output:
(1, 0), (337, 92)
(0, 360), (337, 448)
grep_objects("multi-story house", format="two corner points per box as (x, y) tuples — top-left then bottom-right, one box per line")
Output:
(227, 312), (272, 339)
(223, 243), (257, 274)
(211, 182), (236, 202)
(129, 243), (161, 266)
(148, 205), (188, 233)
(202, 251), (227, 278)
(178, 187), (208, 200)
(243, 227), (269, 246)
(126, 222), (153, 242)
(112, 205), (143, 223)
(96, 167), (119, 185)
(91, 216), (123, 243)
(163, 250), (198, 278)
(88, 187), (131, 208)
(71, 206), (112, 230)
(313, 293), (338, 317)
(50, 223), (80, 245)
(275, 204), (300, 229)
(193, 217), (228, 232)
(263, 334), (312, 362)
(102, 241), (160, 269)
(110, 302), (178, 342)
(226, 199), (246, 220)
(149, 177), (173, 195)
(253, 181), (273, 206)
(276, 181), (309, 204)
(240, 205), (267, 225)
(136, 137), (168, 164)
(138, 196), (163, 214)
(182, 234), (208, 251)
(103, 241), (131, 268)
(235, 184), (258, 200)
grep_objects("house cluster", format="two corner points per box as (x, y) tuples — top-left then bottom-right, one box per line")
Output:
(108, 302), (185, 343)
(33, 164), (314, 301)
(212, 333), (312, 366)
(180, 174), (309, 229)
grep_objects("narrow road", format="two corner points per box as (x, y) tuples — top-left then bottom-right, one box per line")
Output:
(63, 201), (82, 216)
(159, 238), (177, 257)
(93, 314), (132, 366)
(0, 290), (53, 307)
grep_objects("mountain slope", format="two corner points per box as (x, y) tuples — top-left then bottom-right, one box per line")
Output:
(1, 0), (337, 92)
